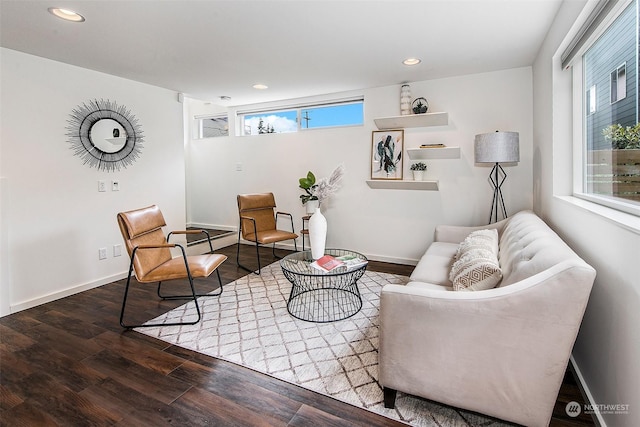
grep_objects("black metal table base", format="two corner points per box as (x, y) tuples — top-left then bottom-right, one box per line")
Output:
(280, 249), (368, 323)
(283, 269), (364, 322)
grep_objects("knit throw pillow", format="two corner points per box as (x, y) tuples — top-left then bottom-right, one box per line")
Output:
(450, 229), (502, 291)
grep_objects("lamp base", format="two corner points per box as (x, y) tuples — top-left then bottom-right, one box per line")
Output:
(487, 163), (508, 224)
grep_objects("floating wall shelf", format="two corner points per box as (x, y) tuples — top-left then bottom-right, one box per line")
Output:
(407, 147), (460, 160)
(366, 180), (439, 191)
(374, 112), (449, 130)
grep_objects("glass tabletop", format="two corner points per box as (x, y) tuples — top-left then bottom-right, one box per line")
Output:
(280, 249), (368, 276)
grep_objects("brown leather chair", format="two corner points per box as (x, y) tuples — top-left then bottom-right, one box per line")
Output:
(237, 193), (298, 274)
(117, 205), (227, 328)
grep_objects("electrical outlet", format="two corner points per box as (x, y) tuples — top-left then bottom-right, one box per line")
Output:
(98, 180), (106, 192)
(113, 244), (122, 257)
(236, 162), (243, 171)
(98, 247), (107, 260)
(112, 181), (120, 191)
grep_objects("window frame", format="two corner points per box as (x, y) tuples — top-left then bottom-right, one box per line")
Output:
(236, 97), (364, 136)
(569, 0), (639, 217)
(610, 62), (627, 104)
(194, 114), (229, 139)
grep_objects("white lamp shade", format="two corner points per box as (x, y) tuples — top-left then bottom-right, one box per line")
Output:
(474, 131), (520, 163)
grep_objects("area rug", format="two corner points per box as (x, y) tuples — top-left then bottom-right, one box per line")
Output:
(136, 262), (507, 426)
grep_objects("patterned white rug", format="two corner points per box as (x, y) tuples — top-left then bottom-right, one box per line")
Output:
(136, 262), (507, 426)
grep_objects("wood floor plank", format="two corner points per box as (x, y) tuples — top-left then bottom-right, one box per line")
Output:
(82, 349), (192, 405)
(0, 348), (35, 384)
(7, 372), (119, 426)
(92, 330), (185, 375)
(0, 384), (24, 411)
(79, 377), (192, 426)
(32, 309), (106, 340)
(12, 343), (107, 393)
(0, 401), (59, 427)
(0, 324), (36, 353)
(169, 359), (303, 424)
(172, 385), (288, 427)
(18, 322), (104, 361)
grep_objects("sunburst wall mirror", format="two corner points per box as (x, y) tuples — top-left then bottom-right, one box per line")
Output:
(67, 99), (144, 172)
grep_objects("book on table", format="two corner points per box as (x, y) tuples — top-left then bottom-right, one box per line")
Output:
(310, 254), (368, 272)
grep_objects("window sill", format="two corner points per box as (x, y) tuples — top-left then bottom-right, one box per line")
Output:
(555, 195), (640, 235)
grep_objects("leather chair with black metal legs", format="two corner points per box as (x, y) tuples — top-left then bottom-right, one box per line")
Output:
(237, 193), (298, 274)
(117, 204), (227, 328)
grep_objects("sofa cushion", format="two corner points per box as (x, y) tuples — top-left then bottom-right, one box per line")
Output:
(449, 229), (502, 291)
(497, 211), (579, 287)
(410, 242), (458, 286)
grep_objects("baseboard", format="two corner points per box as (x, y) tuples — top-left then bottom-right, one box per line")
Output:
(570, 354), (606, 427)
(187, 222), (237, 232)
(9, 272), (127, 314)
(187, 233), (237, 255)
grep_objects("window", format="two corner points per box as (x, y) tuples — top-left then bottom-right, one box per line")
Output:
(566, 0), (639, 214)
(195, 114), (228, 138)
(238, 98), (363, 136)
(610, 63), (627, 103)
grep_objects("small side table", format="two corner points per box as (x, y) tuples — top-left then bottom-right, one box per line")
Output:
(280, 249), (368, 323)
(301, 215), (311, 251)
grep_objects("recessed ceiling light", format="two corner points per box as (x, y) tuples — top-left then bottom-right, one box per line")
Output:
(252, 84), (268, 90)
(403, 58), (421, 66)
(48, 7), (85, 22)
(219, 96), (231, 101)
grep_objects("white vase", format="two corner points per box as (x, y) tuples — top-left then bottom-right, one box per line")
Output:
(305, 199), (319, 215)
(400, 84), (411, 116)
(412, 170), (425, 181)
(308, 207), (327, 259)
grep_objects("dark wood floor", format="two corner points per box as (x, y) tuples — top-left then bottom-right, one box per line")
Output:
(0, 244), (594, 426)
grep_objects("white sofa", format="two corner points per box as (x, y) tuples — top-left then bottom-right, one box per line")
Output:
(379, 210), (596, 427)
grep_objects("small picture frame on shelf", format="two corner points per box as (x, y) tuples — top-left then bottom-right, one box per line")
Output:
(371, 129), (404, 180)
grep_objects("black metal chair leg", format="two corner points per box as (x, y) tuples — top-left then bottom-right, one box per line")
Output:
(237, 227), (262, 275)
(120, 274), (202, 329)
(120, 247), (204, 329)
(157, 269), (224, 299)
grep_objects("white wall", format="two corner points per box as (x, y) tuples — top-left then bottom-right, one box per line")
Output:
(186, 67), (534, 264)
(533, 2), (640, 426)
(0, 48), (186, 315)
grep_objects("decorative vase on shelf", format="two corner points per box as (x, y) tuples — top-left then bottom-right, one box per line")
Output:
(400, 84), (411, 116)
(305, 199), (319, 215)
(412, 170), (425, 181)
(308, 207), (327, 259)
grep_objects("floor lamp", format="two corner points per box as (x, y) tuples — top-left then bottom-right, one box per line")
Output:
(474, 131), (520, 224)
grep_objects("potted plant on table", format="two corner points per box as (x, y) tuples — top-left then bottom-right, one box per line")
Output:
(299, 171), (319, 214)
(410, 162), (427, 181)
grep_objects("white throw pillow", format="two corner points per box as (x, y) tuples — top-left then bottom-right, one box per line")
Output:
(450, 229), (502, 291)
(454, 229), (499, 259)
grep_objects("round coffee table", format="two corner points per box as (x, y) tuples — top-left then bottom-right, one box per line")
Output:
(280, 249), (368, 322)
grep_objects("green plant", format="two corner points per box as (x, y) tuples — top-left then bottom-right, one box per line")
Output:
(410, 162), (427, 171)
(602, 123), (640, 149)
(298, 171), (318, 204)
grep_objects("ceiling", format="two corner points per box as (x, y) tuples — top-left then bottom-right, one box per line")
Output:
(0, 0), (563, 106)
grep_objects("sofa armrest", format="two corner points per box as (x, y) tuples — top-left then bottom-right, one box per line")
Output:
(379, 261), (595, 426)
(434, 216), (508, 243)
